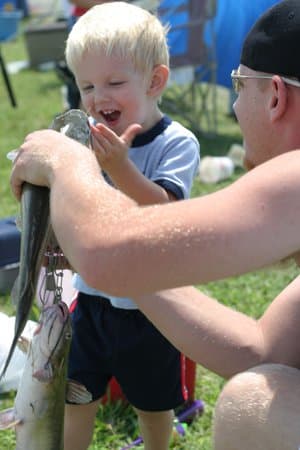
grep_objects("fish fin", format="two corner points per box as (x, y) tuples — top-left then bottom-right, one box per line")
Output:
(17, 336), (30, 354)
(0, 408), (21, 430)
(10, 275), (19, 306)
(15, 214), (22, 232)
(0, 332), (20, 380)
(0, 288), (33, 379)
(66, 379), (93, 404)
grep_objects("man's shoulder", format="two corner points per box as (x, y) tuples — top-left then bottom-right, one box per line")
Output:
(237, 149), (300, 205)
(259, 150), (300, 176)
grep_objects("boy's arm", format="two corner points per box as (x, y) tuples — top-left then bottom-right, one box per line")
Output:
(91, 122), (199, 204)
(92, 123), (169, 204)
(106, 158), (178, 203)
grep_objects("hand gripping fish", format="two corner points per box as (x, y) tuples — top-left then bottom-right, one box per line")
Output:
(0, 301), (72, 450)
(0, 110), (91, 379)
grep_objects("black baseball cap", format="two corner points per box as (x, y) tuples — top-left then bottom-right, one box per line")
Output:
(241, 0), (300, 79)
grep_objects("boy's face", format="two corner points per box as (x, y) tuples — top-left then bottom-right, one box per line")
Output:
(74, 49), (161, 135)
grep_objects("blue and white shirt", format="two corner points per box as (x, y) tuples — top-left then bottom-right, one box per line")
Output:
(73, 115), (200, 309)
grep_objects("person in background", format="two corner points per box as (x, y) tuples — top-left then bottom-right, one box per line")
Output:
(56, 0), (114, 110)
(68, 0), (157, 27)
(10, 1), (300, 449)
(63, 3), (200, 450)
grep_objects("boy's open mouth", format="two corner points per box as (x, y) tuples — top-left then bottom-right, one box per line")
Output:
(101, 110), (121, 124)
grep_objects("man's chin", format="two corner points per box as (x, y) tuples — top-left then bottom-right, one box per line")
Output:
(267, 257), (296, 271)
(243, 157), (256, 171)
(291, 251), (300, 268)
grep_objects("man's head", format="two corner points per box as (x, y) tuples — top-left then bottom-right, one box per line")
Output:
(231, 0), (300, 169)
(65, 2), (169, 78)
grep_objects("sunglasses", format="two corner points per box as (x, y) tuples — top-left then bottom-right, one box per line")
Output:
(231, 69), (300, 94)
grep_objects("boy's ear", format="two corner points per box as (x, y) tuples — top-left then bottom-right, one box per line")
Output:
(147, 64), (169, 97)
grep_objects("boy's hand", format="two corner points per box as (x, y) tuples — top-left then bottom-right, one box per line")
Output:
(91, 123), (142, 175)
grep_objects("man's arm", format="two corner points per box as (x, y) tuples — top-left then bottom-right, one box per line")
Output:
(10, 130), (300, 296)
(133, 277), (300, 378)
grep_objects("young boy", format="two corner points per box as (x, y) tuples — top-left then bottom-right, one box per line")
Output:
(64, 3), (200, 449)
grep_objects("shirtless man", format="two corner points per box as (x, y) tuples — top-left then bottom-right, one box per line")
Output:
(10, 1), (300, 448)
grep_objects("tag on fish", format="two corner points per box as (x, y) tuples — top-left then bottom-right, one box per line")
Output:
(45, 272), (57, 291)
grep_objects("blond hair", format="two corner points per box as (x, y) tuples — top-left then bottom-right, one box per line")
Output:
(65, 1), (169, 76)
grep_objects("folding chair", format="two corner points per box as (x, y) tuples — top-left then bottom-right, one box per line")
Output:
(158, 0), (217, 135)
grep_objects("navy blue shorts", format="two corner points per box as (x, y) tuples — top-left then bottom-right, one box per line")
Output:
(67, 292), (187, 411)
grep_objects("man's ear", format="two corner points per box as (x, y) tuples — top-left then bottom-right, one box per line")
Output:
(269, 75), (288, 122)
(147, 64), (169, 98)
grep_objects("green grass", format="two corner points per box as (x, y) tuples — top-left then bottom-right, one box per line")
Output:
(0, 26), (298, 449)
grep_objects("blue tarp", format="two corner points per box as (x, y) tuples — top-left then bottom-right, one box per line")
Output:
(160, 0), (282, 88)
(204, 0), (281, 87)
(159, 0), (191, 59)
(0, 217), (20, 267)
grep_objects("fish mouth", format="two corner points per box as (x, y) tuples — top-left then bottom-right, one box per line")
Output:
(57, 301), (69, 319)
(40, 302), (71, 364)
(42, 301), (69, 327)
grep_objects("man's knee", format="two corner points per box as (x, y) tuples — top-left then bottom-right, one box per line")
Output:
(213, 364), (300, 450)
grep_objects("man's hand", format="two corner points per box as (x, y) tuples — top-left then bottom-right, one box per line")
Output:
(10, 129), (95, 201)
